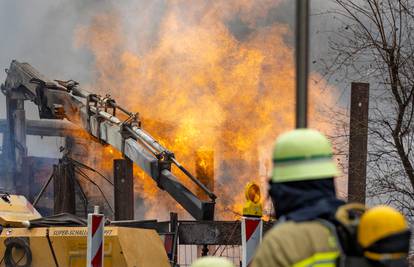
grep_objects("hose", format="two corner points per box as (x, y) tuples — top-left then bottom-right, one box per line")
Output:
(3, 237), (32, 267)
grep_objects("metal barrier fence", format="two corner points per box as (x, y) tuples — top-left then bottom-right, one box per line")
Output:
(112, 218), (273, 266)
(177, 245), (242, 267)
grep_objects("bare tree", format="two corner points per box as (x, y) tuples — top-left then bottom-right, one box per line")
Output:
(321, 0), (414, 214)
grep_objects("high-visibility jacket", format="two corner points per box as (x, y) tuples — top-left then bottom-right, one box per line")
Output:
(252, 220), (340, 267)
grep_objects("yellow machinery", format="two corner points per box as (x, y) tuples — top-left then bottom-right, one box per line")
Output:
(0, 195), (170, 267)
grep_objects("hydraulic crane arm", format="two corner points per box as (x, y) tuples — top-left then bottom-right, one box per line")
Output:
(1, 60), (216, 220)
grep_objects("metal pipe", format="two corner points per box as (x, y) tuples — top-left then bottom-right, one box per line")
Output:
(295, 0), (310, 128)
(125, 127), (159, 156)
(170, 158), (217, 200)
(71, 87), (90, 98)
(109, 101), (134, 116)
(89, 106), (122, 125)
(131, 126), (170, 154)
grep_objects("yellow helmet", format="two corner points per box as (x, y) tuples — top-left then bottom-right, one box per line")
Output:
(191, 257), (235, 267)
(358, 205), (410, 261)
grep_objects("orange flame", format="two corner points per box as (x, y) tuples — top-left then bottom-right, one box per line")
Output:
(74, 1), (340, 220)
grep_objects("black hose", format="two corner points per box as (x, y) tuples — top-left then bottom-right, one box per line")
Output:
(3, 237), (32, 267)
(75, 169), (114, 214)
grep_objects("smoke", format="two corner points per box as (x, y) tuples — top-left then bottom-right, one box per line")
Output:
(0, 0), (342, 131)
(0, 0), (346, 219)
(0, 0), (114, 158)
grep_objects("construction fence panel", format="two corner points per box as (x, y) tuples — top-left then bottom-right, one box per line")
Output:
(177, 245), (242, 267)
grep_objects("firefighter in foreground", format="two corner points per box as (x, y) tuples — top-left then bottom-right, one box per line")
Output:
(252, 129), (410, 267)
(252, 129), (343, 267)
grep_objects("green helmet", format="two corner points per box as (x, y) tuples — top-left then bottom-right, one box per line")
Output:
(271, 129), (339, 183)
(191, 257), (235, 267)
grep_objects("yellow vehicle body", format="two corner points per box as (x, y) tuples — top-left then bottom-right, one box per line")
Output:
(0, 194), (41, 227)
(0, 226), (170, 267)
(0, 195), (170, 267)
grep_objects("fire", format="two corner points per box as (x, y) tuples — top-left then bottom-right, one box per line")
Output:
(73, 0), (341, 220)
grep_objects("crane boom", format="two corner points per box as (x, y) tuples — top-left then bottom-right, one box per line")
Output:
(1, 60), (216, 220)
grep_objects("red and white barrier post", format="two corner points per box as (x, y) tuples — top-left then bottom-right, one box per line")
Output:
(241, 182), (263, 267)
(87, 206), (104, 267)
(242, 217), (263, 267)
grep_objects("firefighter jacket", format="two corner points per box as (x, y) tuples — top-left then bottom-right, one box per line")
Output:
(253, 179), (344, 267)
(252, 220), (339, 267)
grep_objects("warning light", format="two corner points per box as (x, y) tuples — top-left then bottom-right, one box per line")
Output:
(242, 182), (263, 217)
(246, 183), (261, 203)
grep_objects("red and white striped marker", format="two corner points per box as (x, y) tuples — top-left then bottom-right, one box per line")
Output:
(241, 217), (263, 267)
(87, 206), (104, 267)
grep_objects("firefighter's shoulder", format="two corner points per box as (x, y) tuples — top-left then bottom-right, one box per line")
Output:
(253, 221), (339, 267)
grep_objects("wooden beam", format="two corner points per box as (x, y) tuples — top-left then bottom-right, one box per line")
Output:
(348, 82), (370, 203)
(53, 161), (76, 214)
(114, 158), (134, 220)
(195, 150), (215, 256)
(13, 99), (27, 174)
(0, 119), (84, 137)
(2, 95), (17, 191)
(195, 150), (214, 202)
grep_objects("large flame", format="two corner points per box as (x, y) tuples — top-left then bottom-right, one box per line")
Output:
(74, 0), (340, 220)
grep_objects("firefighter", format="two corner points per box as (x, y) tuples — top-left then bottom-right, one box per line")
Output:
(252, 129), (344, 267)
(191, 256), (235, 267)
(358, 206), (411, 267)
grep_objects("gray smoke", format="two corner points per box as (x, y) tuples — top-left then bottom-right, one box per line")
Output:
(0, 0), (116, 157)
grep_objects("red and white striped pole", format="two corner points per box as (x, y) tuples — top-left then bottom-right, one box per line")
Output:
(87, 206), (104, 267)
(241, 217), (263, 267)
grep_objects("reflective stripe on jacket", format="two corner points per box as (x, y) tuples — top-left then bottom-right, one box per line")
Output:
(252, 221), (340, 267)
(293, 251), (339, 267)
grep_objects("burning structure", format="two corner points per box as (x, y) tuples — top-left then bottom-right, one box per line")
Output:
(0, 0), (342, 222)
(71, 0), (340, 219)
